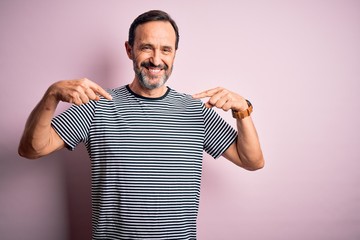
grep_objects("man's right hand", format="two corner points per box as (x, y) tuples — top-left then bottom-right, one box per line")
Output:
(18, 78), (112, 159)
(48, 78), (112, 105)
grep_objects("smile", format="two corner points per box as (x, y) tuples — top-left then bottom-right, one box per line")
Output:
(147, 67), (163, 74)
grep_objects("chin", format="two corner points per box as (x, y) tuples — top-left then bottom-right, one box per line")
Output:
(141, 78), (168, 90)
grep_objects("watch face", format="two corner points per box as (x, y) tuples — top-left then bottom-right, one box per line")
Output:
(246, 99), (252, 107)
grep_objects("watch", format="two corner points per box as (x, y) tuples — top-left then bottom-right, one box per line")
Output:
(232, 99), (253, 119)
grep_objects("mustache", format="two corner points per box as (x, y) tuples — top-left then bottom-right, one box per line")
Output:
(141, 61), (168, 70)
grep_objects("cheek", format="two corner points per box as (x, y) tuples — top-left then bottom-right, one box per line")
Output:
(165, 57), (175, 68)
(133, 52), (147, 64)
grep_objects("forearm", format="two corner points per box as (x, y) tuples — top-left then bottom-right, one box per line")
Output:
(18, 78), (112, 159)
(235, 117), (264, 170)
(18, 89), (61, 159)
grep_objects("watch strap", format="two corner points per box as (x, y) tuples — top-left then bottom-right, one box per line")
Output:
(232, 100), (253, 119)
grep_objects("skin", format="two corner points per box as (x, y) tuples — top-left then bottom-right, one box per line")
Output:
(125, 21), (176, 98)
(18, 78), (112, 158)
(18, 20), (264, 171)
(192, 87), (264, 170)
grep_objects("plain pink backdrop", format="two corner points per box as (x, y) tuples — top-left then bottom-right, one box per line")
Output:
(1, 0), (359, 239)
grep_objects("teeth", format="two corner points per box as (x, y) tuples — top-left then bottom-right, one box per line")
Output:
(149, 68), (161, 73)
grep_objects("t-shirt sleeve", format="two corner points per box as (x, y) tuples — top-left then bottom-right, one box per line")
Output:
(51, 101), (97, 151)
(202, 104), (238, 159)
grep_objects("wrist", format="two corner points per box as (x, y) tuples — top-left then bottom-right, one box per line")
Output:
(232, 99), (253, 119)
(42, 88), (62, 111)
(46, 82), (64, 102)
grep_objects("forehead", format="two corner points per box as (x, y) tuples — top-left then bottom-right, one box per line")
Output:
(134, 21), (176, 47)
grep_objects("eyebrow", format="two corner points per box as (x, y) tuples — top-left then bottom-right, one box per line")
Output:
(139, 42), (174, 50)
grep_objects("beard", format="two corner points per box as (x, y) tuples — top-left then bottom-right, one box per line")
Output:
(134, 60), (173, 90)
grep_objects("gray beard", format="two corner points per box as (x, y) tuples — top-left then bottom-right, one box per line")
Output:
(136, 70), (168, 90)
(135, 66), (173, 90)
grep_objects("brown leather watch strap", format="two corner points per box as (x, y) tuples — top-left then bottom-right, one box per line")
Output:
(232, 100), (253, 119)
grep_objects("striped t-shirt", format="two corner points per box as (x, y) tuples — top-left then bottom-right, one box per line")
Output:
(52, 85), (237, 239)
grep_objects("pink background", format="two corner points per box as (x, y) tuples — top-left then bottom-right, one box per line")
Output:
(1, 0), (359, 239)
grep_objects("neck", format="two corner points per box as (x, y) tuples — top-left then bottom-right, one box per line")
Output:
(129, 79), (168, 98)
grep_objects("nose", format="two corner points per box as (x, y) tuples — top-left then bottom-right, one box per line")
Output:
(150, 49), (162, 67)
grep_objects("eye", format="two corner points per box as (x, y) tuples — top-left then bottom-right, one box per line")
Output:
(141, 45), (152, 51)
(162, 47), (172, 54)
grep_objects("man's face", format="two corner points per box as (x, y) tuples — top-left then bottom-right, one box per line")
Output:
(126, 21), (177, 90)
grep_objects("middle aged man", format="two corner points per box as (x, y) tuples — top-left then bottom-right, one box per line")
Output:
(19, 10), (264, 239)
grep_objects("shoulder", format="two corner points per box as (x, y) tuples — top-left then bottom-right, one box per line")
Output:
(106, 85), (128, 98)
(95, 85), (128, 106)
(168, 88), (203, 107)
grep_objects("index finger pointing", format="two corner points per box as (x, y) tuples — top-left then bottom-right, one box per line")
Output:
(192, 87), (221, 99)
(89, 82), (113, 101)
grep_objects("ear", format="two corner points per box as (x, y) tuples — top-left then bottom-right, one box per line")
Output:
(125, 41), (133, 60)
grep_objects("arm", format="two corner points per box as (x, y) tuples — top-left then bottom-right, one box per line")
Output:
(18, 78), (112, 159)
(222, 116), (264, 171)
(192, 87), (264, 171)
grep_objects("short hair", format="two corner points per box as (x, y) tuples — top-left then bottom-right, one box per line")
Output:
(128, 10), (180, 50)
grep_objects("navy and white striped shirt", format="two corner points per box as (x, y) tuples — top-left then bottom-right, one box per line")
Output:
(52, 85), (237, 239)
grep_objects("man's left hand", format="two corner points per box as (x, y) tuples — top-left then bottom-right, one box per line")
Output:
(192, 87), (248, 112)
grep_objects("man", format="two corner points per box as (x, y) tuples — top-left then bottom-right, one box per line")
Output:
(19, 10), (264, 239)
